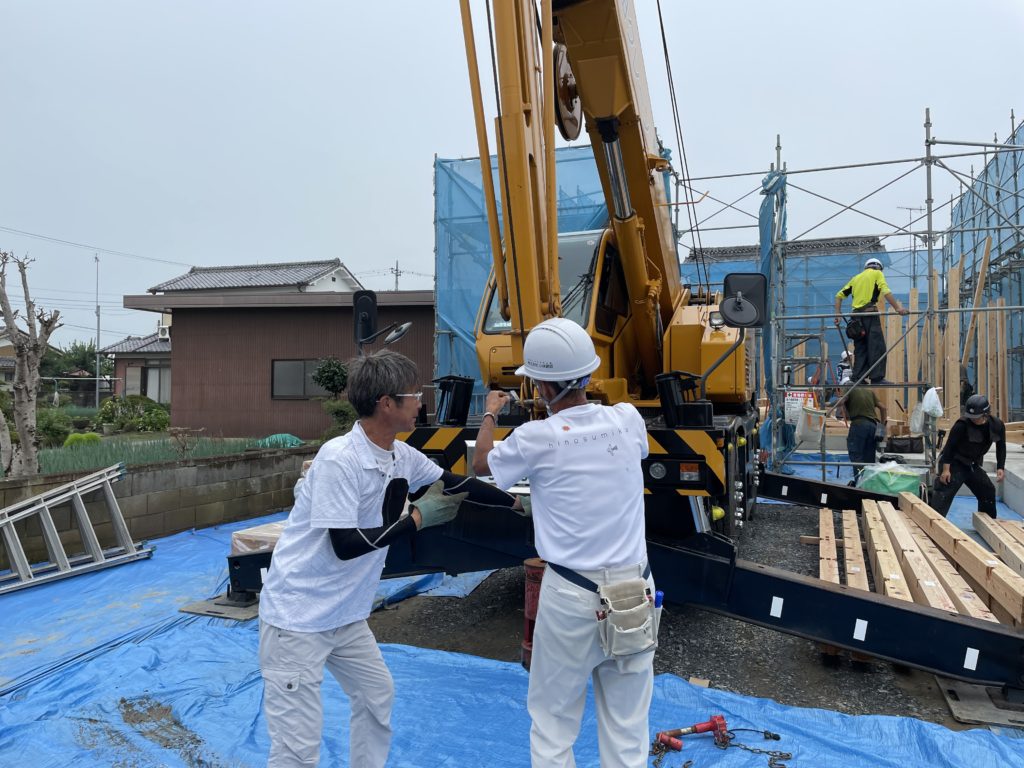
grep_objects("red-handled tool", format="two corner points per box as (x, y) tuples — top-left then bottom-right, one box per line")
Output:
(655, 714), (729, 751)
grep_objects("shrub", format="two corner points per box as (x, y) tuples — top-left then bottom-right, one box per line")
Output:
(322, 398), (357, 440)
(313, 358), (348, 399)
(36, 408), (73, 448)
(63, 432), (102, 449)
(71, 417), (91, 430)
(95, 395), (166, 431)
(138, 408), (170, 432)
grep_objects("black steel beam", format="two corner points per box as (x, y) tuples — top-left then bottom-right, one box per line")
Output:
(648, 536), (1024, 688)
(759, 471), (897, 509)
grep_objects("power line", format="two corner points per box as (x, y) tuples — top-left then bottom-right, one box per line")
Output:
(0, 224), (194, 267)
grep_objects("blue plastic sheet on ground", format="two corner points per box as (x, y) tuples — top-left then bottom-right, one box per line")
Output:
(4, 514), (1024, 764)
(0, 513), (486, 696)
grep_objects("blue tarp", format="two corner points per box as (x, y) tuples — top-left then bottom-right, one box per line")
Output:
(4, 511), (1024, 765)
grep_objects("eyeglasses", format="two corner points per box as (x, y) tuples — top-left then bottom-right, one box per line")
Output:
(390, 392), (423, 403)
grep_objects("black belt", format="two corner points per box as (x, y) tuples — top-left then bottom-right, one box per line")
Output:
(548, 562), (651, 592)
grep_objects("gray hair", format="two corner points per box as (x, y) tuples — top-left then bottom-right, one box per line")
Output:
(346, 350), (419, 417)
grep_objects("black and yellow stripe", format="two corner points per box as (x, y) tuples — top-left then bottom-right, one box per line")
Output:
(399, 427), (512, 475)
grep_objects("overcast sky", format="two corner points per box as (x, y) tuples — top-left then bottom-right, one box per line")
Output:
(1, 1), (1020, 348)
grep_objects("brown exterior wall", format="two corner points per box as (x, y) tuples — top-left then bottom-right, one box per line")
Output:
(170, 305), (436, 439)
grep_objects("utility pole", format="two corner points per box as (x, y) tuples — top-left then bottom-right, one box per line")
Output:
(95, 254), (101, 408)
(391, 260), (402, 291)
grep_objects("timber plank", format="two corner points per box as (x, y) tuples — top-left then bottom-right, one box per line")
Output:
(841, 509), (869, 591)
(944, 265), (961, 424)
(907, 289), (919, 412)
(975, 513), (1024, 578)
(878, 501), (957, 611)
(861, 499), (912, 602)
(905, 517), (996, 622)
(898, 492), (1024, 622)
(819, 508), (840, 584)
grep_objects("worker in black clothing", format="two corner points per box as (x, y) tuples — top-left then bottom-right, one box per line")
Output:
(833, 257), (909, 384)
(930, 394), (1006, 518)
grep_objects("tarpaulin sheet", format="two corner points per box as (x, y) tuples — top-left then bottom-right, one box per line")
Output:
(3, 629), (1024, 766)
(0, 513), (488, 696)
(4, 515), (1024, 765)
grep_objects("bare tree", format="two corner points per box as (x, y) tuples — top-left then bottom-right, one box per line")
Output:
(0, 252), (62, 476)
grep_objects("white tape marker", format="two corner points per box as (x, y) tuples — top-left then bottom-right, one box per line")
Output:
(770, 596), (784, 618)
(853, 619), (868, 642)
(964, 647), (980, 671)
(260, 567), (268, 583)
(782, 485), (789, 496)
(821, 493), (828, 505)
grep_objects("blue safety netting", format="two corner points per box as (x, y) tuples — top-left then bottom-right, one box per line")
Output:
(946, 122), (1024, 421)
(434, 146), (608, 409)
(3, 511), (1024, 765)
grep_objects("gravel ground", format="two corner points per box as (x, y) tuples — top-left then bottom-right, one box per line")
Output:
(369, 501), (964, 729)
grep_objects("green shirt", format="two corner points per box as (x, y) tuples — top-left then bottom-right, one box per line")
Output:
(845, 386), (879, 422)
(836, 268), (891, 310)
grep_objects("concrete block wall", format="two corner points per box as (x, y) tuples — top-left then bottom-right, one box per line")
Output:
(0, 446), (317, 571)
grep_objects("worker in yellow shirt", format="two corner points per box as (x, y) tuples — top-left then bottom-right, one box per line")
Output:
(833, 257), (908, 384)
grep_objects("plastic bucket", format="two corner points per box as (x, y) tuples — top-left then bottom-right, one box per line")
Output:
(522, 557), (546, 670)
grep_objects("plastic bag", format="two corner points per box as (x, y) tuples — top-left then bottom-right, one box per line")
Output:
(909, 403), (925, 435)
(794, 406), (826, 446)
(921, 387), (944, 418)
(857, 461), (927, 495)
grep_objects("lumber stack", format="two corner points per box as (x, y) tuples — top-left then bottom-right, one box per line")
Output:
(815, 494), (1024, 635)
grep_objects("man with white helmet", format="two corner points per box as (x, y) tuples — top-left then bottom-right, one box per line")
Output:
(833, 257), (908, 384)
(472, 317), (657, 768)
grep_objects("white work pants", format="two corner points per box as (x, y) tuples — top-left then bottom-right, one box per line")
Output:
(259, 618), (394, 768)
(528, 563), (655, 768)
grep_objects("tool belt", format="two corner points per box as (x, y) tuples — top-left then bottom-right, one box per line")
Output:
(549, 562), (661, 657)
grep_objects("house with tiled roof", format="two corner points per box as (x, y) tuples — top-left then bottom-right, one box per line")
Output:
(122, 259), (435, 438)
(101, 324), (173, 404)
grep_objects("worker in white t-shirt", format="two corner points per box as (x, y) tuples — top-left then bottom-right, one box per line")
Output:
(259, 350), (522, 768)
(472, 318), (657, 768)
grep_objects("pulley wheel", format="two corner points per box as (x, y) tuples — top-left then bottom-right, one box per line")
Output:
(553, 44), (581, 141)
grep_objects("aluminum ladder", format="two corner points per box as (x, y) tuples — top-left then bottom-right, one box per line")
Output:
(0, 463), (152, 595)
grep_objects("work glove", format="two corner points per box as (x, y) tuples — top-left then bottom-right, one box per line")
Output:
(513, 494), (532, 517)
(414, 480), (468, 529)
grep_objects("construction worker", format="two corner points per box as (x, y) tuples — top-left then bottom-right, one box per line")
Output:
(836, 350), (853, 385)
(472, 318), (657, 768)
(931, 394), (1006, 518)
(258, 350), (521, 767)
(833, 257), (909, 384)
(839, 382), (886, 482)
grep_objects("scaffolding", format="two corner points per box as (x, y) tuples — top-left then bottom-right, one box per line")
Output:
(683, 110), (1024, 478)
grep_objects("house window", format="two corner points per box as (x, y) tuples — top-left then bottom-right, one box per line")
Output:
(272, 360), (329, 399)
(3, 372), (12, 383)
(142, 365), (171, 404)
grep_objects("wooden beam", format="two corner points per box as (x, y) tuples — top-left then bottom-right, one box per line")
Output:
(885, 308), (899, 416)
(905, 517), (997, 622)
(841, 509), (869, 591)
(898, 492), (1024, 622)
(877, 501), (957, 610)
(861, 499), (912, 601)
(957, 565), (1017, 625)
(907, 288), (919, 412)
(960, 236), (992, 368)
(987, 299), (998, 409)
(928, 269), (940, 384)
(800, 534), (845, 546)
(976, 305), (988, 406)
(997, 298), (1009, 422)
(819, 508), (840, 584)
(997, 519), (1024, 549)
(944, 265), (961, 424)
(974, 513), (1024, 577)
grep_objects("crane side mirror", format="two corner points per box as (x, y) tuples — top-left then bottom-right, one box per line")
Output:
(719, 273), (767, 328)
(354, 290), (379, 351)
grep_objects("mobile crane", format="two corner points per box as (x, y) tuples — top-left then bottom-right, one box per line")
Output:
(227, 0), (1024, 696)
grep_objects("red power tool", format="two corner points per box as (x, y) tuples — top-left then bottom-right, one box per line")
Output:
(655, 714), (729, 751)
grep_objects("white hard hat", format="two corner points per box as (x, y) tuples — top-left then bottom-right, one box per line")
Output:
(865, 257), (883, 269)
(840, 350), (850, 361)
(515, 317), (601, 382)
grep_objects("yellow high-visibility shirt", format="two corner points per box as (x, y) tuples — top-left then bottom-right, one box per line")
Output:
(836, 268), (891, 310)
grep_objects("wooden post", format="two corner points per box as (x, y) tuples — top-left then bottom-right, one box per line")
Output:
(997, 298), (1009, 421)
(944, 266), (961, 424)
(928, 269), (940, 385)
(960, 237), (992, 369)
(988, 300), (998, 407)
(907, 288), (919, 412)
(884, 307), (899, 418)
(976, 304), (988, 403)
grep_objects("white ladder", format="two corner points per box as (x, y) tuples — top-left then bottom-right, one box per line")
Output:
(0, 463), (152, 595)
